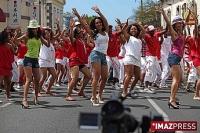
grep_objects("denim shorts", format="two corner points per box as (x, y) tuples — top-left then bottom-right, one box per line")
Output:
(23, 57), (39, 68)
(89, 50), (107, 65)
(167, 53), (182, 67)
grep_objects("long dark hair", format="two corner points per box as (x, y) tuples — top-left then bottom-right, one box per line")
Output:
(0, 29), (9, 45)
(41, 29), (53, 40)
(127, 23), (141, 38)
(90, 17), (106, 39)
(172, 22), (185, 34)
(27, 28), (41, 39)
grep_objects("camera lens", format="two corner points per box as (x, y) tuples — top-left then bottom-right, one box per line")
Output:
(101, 100), (124, 117)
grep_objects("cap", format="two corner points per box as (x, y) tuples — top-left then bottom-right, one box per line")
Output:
(172, 16), (184, 25)
(148, 25), (156, 31)
(75, 21), (81, 26)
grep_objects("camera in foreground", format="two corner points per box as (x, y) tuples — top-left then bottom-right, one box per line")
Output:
(79, 99), (164, 133)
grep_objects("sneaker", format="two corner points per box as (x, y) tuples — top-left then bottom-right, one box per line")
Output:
(159, 84), (168, 88)
(114, 83), (120, 90)
(193, 96), (200, 100)
(55, 83), (61, 87)
(14, 86), (23, 91)
(144, 88), (155, 94)
(16, 84), (21, 89)
(90, 98), (100, 106)
(0, 100), (2, 103)
(120, 84), (124, 89)
(121, 93), (127, 98)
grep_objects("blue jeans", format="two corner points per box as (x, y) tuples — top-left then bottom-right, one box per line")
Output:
(167, 53), (182, 67)
(89, 50), (107, 65)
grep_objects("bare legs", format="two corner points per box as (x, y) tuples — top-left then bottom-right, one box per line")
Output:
(23, 66), (40, 107)
(169, 65), (182, 108)
(91, 62), (108, 105)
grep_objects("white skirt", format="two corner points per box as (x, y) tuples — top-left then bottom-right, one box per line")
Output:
(39, 59), (55, 68)
(123, 55), (141, 67)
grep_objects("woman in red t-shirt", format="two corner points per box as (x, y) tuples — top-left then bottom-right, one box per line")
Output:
(55, 39), (65, 86)
(17, 40), (27, 86)
(0, 29), (15, 100)
(64, 10), (93, 101)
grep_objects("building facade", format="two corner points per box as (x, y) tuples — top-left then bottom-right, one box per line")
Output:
(160, 0), (200, 35)
(45, 0), (66, 31)
(0, 0), (66, 32)
(0, 0), (31, 31)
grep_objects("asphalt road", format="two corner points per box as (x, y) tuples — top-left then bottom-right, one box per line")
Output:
(0, 82), (199, 133)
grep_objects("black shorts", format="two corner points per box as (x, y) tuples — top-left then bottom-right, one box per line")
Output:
(23, 57), (39, 68)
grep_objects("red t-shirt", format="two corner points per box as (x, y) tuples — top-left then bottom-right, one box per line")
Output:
(0, 44), (14, 76)
(144, 32), (161, 57)
(55, 47), (64, 59)
(72, 39), (88, 64)
(187, 36), (200, 59)
(63, 40), (71, 58)
(17, 42), (27, 59)
(107, 32), (121, 57)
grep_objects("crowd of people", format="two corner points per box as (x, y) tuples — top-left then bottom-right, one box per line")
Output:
(0, 6), (200, 109)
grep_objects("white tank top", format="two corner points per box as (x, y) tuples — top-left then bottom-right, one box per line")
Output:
(118, 45), (126, 57)
(93, 33), (109, 54)
(124, 36), (142, 60)
(39, 43), (55, 61)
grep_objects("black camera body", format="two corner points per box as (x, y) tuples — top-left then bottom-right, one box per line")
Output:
(101, 100), (138, 133)
(79, 99), (164, 133)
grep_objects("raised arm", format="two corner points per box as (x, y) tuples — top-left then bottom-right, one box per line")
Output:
(72, 8), (93, 36)
(188, 9), (199, 38)
(14, 28), (28, 45)
(86, 34), (95, 48)
(121, 19), (130, 42)
(137, 22), (146, 39)
(115, 18), (122, 26)
(158, 7), (177, 41)
(69, 18), (76, 44)
(92, 6), (109, 32)
(40, 35), (50, 47)
(53, 19), (61, 39)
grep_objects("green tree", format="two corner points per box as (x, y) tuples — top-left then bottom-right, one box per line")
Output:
(134, 0), (161, 27)
(84, 15), (96, 24)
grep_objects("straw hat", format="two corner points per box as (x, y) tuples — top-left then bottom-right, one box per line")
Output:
(27, 19), (40, 28)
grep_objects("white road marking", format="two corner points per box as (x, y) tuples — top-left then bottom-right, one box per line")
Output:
(0, 102), (12, 108)
(146, 96), (169, 121)
(145, 96), (184, 133)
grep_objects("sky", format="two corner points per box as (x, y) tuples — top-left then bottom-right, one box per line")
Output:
(64, 0), (140, 26)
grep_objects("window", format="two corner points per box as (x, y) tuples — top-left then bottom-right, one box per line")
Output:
(26, 2), (30, 7)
